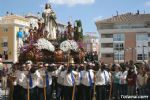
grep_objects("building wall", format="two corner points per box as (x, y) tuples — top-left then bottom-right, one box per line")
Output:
(0, 25), (14, 61)
(98, 29), (150, 64)
(124, 32), (136, 62)
(83, 35), (99, 53)
(0, 15), (30, 63)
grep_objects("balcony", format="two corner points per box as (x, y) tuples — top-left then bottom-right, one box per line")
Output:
(101, 48), (113, 53)
(101, 38), (113, 43)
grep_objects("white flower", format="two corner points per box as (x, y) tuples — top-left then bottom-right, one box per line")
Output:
(34, 38), (55, 52)
(60, 40), (78, 52)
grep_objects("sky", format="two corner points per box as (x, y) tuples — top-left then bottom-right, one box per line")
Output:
(0, 0), (150, 35)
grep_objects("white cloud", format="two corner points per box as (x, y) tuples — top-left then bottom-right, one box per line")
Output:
(145, 1), (150, 6)
(48, 0), (95, 6)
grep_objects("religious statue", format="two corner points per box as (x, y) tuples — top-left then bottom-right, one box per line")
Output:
(67, 22), (74, 40)
(37, 19), (45, 39)
(17, 28), (24, 49)
(42, 3), (57, 40)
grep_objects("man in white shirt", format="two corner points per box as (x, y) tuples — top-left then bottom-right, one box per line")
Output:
(56, 63), (66, 100)
(81, 63), (94, 100)
(16, 64), (27, 100)
(75, 64), (84, 100)
(62, 64), (78, 100)
(36, 62), (63, 100)
(95, 64), (111, 100)
(20, 61), (37, 100)
(36, 62), (50, 100)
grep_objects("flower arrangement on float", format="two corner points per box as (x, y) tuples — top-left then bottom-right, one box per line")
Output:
(60, 40), (78, 52)
(34, 38), (55, 52)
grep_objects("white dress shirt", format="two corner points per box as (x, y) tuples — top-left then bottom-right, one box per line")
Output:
(119, 71), (128, 84)
(81, 69), (94, 86)
(75, 71), (82, 85)
(95, 69), (111, 86)
(17, 71), (28, 89)
(57, 70), (66, 85)
(36, 68), (52, 88)
(62, 70), (77, 86)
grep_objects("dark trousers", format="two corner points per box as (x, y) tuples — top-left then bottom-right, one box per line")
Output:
(37, 85), (52, 100)
(63, 86), (73, 100)
(82, 85), (93, 100)
(96, 85), (106, 100)
(13, 85), (20, 100)
(137, 86), (146, 95)
(120, 84), (127, 95)
(21, 87), (37, 100)
(14, 85), (24, 100)
(56, 84), (64, 100)
(112, 83), (120, 99)
(75, 85), (83, 100)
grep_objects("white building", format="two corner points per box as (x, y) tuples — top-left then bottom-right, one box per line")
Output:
(83, 32), (99, 53)
(25, 13), (39, 29)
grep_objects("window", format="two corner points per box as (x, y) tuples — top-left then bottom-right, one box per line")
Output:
(114, 53), (124, 60)
(136, 34), (148, 41)
(3, 27), (8, 32)
(114, 43), (124, 50)
(101, 43), (113, 48)
(1, 42), (8, 47)
(113, 34), (125, 41)
(1, 37), (8, 47)
(101, 53), (113, 57)
(137, 54), (147, 60)
(148, 42), (150, 47)
(101, 34), (113, 38)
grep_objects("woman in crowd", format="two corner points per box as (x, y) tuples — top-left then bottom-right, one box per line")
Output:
(126, 67), (137, 95)
(119, 64), (128, 96)
(136, 64), (148, 95)
(112, 64), (121, 100)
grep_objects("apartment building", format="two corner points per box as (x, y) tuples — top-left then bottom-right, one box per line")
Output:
(95, 12), (150, 64)
(83, 32), (99, 53)
(0, 15), (29, 63)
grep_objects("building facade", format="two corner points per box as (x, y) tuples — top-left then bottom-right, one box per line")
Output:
(83, 32), (99, 53)
(0, 15), (29, 63)
(95, 12), (150, 64)
(25, 13), (39, 29)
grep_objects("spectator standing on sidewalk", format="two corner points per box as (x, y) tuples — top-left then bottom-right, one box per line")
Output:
(119, 64), (128, 96)
(112, 64), (121, 100)
(0, 58), (3, 80)
(126, 67), (137, 95)
(137, 67), (148, 95)
(1, 64), (8, 90)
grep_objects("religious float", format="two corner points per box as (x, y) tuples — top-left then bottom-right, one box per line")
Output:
(18, 3), (85, 64)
